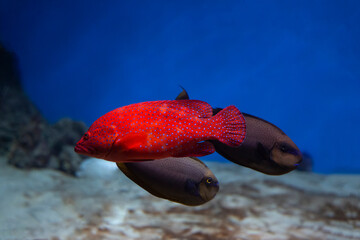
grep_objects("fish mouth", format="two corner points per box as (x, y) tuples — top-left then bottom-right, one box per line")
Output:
(294, 151), (303, 166)
(199, 181), (219, 201)
(74, 144), (90, 155)
(74, 144), (102, 158)
(203, 184), (219, 201)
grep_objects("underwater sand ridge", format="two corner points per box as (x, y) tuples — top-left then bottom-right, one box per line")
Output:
(1, 157), (359, 240)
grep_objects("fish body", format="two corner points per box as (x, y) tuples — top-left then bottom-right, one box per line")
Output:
(212, 111), (302, 175)
(117, 157), (219, 206)
(176, 90), (302, 175)
(75, 100), (246, 162)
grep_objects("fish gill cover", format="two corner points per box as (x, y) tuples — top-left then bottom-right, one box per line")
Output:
(0, 0), (359, 173)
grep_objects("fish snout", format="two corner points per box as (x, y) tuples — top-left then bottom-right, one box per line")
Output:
(74, 144), (88, 155)
(212, 181), (219, 189)
(202, 181), (219, 201)
(74, 144), (83, 153)
(294, 150), (304, 167)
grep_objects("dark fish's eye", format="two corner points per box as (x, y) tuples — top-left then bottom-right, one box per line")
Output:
(206, 177), (213, 184)
(83, 133), (89, 141)
(278, 142), (293, 153)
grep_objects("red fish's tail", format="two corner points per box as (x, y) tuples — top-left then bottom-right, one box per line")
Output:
(212, 105), (246, 147)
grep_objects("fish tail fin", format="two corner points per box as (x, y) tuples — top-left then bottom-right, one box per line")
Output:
(212, 105), (246, 147)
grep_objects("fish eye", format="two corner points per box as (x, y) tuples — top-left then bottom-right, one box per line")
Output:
(83, 133), (90, 141)
(206, 177), (213, 184)
(278, 143), (291, 153)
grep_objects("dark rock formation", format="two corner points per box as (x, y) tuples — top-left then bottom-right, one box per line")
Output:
(7, 117), (87, 175)
(0, 44), (87, 175)
(0, 45), (42, 155)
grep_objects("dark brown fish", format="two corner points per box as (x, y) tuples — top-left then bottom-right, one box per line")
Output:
(176, 90), (302, 175)
(116, 157), (219, 206)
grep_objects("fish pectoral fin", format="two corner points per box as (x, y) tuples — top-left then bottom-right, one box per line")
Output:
(173, 141), (215, 157)
(256, 142), (270, 161)
(115, 133), (148, 151)
(185, 179), (200, 197)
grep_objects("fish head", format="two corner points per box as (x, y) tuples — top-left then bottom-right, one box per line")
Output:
(270, 138), (303, 171)
(74, 119), (117, 159)
(198, 172), (219, 202)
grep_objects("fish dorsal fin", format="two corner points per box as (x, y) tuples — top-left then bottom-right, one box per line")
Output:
(169, 100), (213, 118)
(190, 157), (207, 167)
(243, 112), (286, 135)
(116, 162), (131, 176)
(175, 87), (190, 100)
(212, 107), (223, 115)
(174, 89), (219, 117)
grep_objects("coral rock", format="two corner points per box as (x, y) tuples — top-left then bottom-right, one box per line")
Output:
(1, 44), (87, 175)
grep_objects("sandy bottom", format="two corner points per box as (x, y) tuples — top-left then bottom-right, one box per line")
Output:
(0, 157), (359, 240)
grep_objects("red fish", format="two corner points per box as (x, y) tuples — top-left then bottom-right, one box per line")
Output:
(74, 100), (246, 162)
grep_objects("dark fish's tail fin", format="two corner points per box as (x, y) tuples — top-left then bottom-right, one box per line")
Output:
(213, 105), (246, 147)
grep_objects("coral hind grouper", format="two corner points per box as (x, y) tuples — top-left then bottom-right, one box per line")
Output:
(75, 100), (246, 162)
(117, 157), (219, 206)
(176, 89), (302, 175)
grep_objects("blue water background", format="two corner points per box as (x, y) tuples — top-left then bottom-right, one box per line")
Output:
(1, 1), (359, 173)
